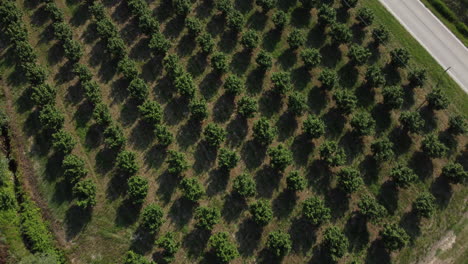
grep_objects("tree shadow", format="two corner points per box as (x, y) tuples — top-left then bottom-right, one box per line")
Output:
(213, 93), (235, 123)
(177, 34), (197, 57)
(291, 134), (314, 166)
(382, 63), (401, 86)
(44, 153), (65, 181)
(344, 213), (369, 252)
(226, 116), (248, 148)
(206, 14), (225, 37)
(290, 7), (311, 28)
(217, 30), (238, 53)
(307, 86), (328, 114)
(276, 112), (298, 142)
(144, 144), (167, 169)
(130, 37), (152, 62)
(111, 0), (132, 25)
(120, 99), (140, 127)
(142, 55), (164, 83)
(339, 131), (364, 163)
(47, 42), (65, 66)
(156, 172), (179, 205)
(241, 140), (267, 170)
(272, 190), (297, 219)
(377, 180), (399, 214)
(183, 228), (211, 259)
(193, 141), (218, 174)
(65, 205), (92, 241)
(247, 11), (267, 31)
(199, 71), (222, 100)
(278, 0), (297, 10)
(129, 225), (157, 255)
(230, 50), (251, 75)
(154, 0), (173, 22)
(399, 211), (421, 243)
(372, 103), (391, 134)
(168, 197), (196, 228)
(30, 5), (49, 27)
(408, 151), (433, 181)
(206, 169), (230, 196)
(324, 188), (350, 220)
(338, 63), (359, 88)
(187, 51), (208, 78)
(115, 199), (143, 227)
(129, 120), (155, 151)
(320, 44), (341, 68)
(419, 105), (438, 133)
(246, 67), (266, 95)
(163, 97), (189, 125)
(389, 127), (412, 156)
(95, 148), (118, 174)
(106, 172), (129, 201)
(177, 119), (202, 150)
(307, 26), (326, 48)
(236, 218), (262, 256)
(430, 176), (453, 209)
(365, 239), (390, 264)
(70, 3), (90, 26)
(84, 123), (102, 150)
(221, 193), (247, 223)
(195, 0), (214, 18)
(277, 48), (297, 70)
(355, 83), (375, 107)
(259, 90), (283, 118)
(359, 155), (379, 184)
(323, 107), (346, 139)
(288, 218), (316, 255)
(291, 66), (310, 91)
(351, 23), (366, 44)
(306, 160), (332, 195)
(262, 29), (282, 52)
(73, 101), (93, 129)
(255, 166), (282, 198)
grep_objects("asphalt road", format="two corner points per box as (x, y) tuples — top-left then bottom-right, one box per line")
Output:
(379, 0), (468, 93)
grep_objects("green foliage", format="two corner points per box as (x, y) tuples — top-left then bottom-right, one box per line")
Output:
(104, 124), (126, 149)
(106, 36), (126, 59)
(356, 7), (375, 26)
(286, 171), (307, 192)
(156, 232), (180, 263)
(266, 231), (292, 257)
(63, 39), (83, 62)
(241, 30), (259, 50)
(330, 23), (353, 44)
(224, 75), (244, 95)
(163, 54), (184, 80)
(380, 223), (410, 251)
(31, 84), (56, 106)
(51, 130), (76, 155)
(190, 98), (208, 121)
(15, 41), (37, 64)
(256, 0), (276, 11)
(413, 192), (436, 218)
(358, 194), (387, 222)
(173, 0), (191, 16)
(256, 50), (273, 69)
(288, 92), (307, 116)
(333, 89), (357, 114)
(441, 162), (467, 184)
(301, 48), (321, 68)
(271, 71), (292, 94)
(350, 111), (375, 136)
(72, 63), (92, 82)
(390, 48), (410, 68)
(323, 226), (349, 261)
(124, 250), (155, 264)
(371, 137), (394, 162)
(155, 124), (174, 146)
(287, 29), (306, 49)
(115, 151), (139, 176)
(186, 17), (203, 36)
(45, 3), (64, 22)
(118, 56), (139, 80)
(399, 111), (425, 134)
(175, 73), (196, 98)
(272, 10), (288, 29)
(149, 32), (171, 54)
(218, 148), (239, 170)
(197, 32), (215, 53)
(138, 100), (163, 124)
(39, 105), (64, 132)
(89, 2), (106, 20)
(0, 189), (16, 210)
(237, 96), (258, 118)
(137, 14), (159, 35)
(319, 141), (346, 167)
(128, 77), (149, 102)
(62, 154), (87, 184)
(226, 10), (244, 32)
(365, 65), (385, 87)
(83, 80), (102, 105)
(319, 69), (338, 89)
(4, 22), (28, 43)
(408, 68), (427, 87)
(194, 206), (221, 230)
(208, 232), (239, 263)
(372, 25), (390, 45)
(180, 178), (205, 202)
(267, 144), (292, 172)
(167, 150), (188, 174)
(390, 164), (417, 188)
(249, 199), (273, 226)
(318, 4), (337, 26)
(303, 115), (325, 138)
(348, 44), (371, 65)
(141, 203), (164, 234)
(52, 22), (72, 42)
(127, 176), (148, 204)
(382, 86), (404, 109)
(215, 0), (233, 14)
(22, 63), (47, 85)
(427, 88), (449, 110)
(73, 179), (97, 209)
(302, 197), (331, 225)
(204, 123), (226, 147)
(421, 133), (447, 158)
(232, 173), (256, 198)
(336, 168), (363, 194)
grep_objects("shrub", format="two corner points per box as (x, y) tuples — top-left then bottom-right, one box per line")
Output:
(156, 232), (180, 263)
(288, 92), (307, 116)
(208, 232), (239, 263)
(211, 52), (229, 72)
(15, 41), (37, 64)
(317, 4), (336, 26)
(441, 162), (467, 184)
(356, 7), (374, 26)
(167, 150), (188, 174)
(272, 10), (288, 29)
(286, 171), (307, 192)
(204, 123), (226, 147)
(427, 88), (449, 110)
(390, 164), (417, 188)
(413, 192), (436, 218)
(287, 29), (306, 49)
(215, 0), (233, 14)
(141, 204), (164, 234)
(197, 32), (215, 53)
(5, 22), (28, 43)
(138, 100), (163, 125)
(350, 111), (375, 136)
(22, 63), (47, 85)
(31, 84), (56, 106)
(301, 48), (321, 68)
(63, 39), (83, 62)
(155, 125), (174, 146)
(175, 73), (196, 98)
(173, 0), (191, 16)
(241, 30), (259, 50)
(371, 137), (394, 162)
(106, 37), (126, 59)
(266, 231), (292, 257)
(163, 54), (184, 80)
(89, 2), (106, 20)
(72, 63), (92, 82)
(124, 250), (154, 264)
(348, 44), (371, 65)
(268, 144), (292, 172)
(149, 32), (171, 54)
(39, 105), (64, 132)
(82, 80), (102, 105)
(52, 130), (76, 155)
(333, 90), (357, 115)
(302, 197), (331, 225)
(365, 65), (385, 87)
(52, 22), (72, 42)
(73, 179), (97, 209)
(45, 3), (64, 22)
(62, 154), (87, 184)
(449, 115), (467, 135)
(250, 199), (273, 226)
(318, 69), (338, 89)
(232, 173), (256, 198)
(226, 10), (244, 32)
(194, 206), (221, 230)
(0, 189), (16, 210)
(128, 77), (149, 102)
(117, 57), (139, 80)
(421, 133), (447, 158)
(190, 98), (208, 121)
(237, 96), (258, 118)
(185, 17), (203, 36)
(253, 118), (276, 146)
(390, 48), (410, 68)
(271, 71), (292, 95)
(116, 151), (139, 176)
(408, 68), (427, 87)
(330, 23), (353, 44)
(103, 124), (126, 149)
(399, 111), (425, 134)
(303, 115), (325, 138)
(336, 168), (363, 194)
(256, 50), (273, 69)
(127, 176), (148, 204)
(323, 226), (349, 261)
(319, 141), (346, 167)
(372, 25), (390, 45)
(137, 13), (159, 34)
(224, 75), (244, 95)
(380, 223), (410, 251)
(218, 148), (239, 170)
(382, 86), (404, 109)
(256, 0), (276, 11)
(358, 195), (387, 222)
